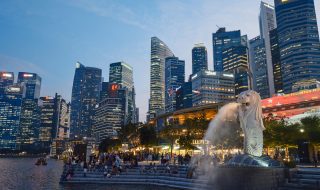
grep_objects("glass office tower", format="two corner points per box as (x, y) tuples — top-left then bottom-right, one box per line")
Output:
(149, 37), (174, 120)
(192, 44), (208, 75)
(274, 0), (320, 93)
(70, 62), (102, 139)
(164, 56), (185, 113)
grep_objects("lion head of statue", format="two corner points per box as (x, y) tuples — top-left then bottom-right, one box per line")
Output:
(237, 90), (265, 130)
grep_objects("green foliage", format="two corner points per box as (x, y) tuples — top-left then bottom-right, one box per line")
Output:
(263, 115), (298, 148)
(99, 138), (121, 152)
(300, 116), (320, 146)
(139, 124), (158, 147)
(118, 122), (140, 147)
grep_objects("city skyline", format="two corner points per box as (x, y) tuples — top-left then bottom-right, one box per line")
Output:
(1, 0), (320, 121)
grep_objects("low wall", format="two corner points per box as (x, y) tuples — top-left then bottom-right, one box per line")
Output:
(206, 167), (286, 190)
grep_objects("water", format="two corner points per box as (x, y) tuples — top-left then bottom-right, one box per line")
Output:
(0, 158), (64, 190)
(205, 102), (240, 144)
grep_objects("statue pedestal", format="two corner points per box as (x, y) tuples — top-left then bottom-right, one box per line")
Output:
(226, 154), (283, 167)
(207, 167), (286, 190)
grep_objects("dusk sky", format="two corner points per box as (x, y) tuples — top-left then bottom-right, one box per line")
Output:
(1, 0), (320, 122)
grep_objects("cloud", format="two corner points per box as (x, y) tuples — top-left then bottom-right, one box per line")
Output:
(67, 0), (148, 30)
(0, 54), (48, 77)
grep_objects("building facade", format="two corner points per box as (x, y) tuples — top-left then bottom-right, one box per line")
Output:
(212, 28), (242, 72)
(109, 62), (136, 123)
(275, 0), (320, 93)
(70, 62), (102, 139)
(165, 56), (185, 113)
(0, 84), (24, 150)
(94, 83), (128, 142)
(222, 45), (250, 95)
(269, 28), (283, 93)
(192, 44), (208, 75)
(0, 72), (14, 96)
(149, 37), (174, 120)
(249, 36), (270, 99)
(259, 1), (277, 96)
(191, 70), (235, 106)
(17, 72), (41, 150)
(176, 81), (192, 110)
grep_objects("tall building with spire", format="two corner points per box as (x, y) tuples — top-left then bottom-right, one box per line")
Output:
(148, 37), (174, 120)
(70, 62), (102, 139)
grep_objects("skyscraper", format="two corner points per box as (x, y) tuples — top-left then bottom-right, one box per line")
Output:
(39, 96), (57, 149)
(100, 82), (109, 101)
(0, 84), (24, 150)
(259, 1), (277, 96)
(17, 72), (42, 150)
(191, 70), (235, 106)
(0, 72), (14, 96)
(176, 81), (192, 110)
(222, 44), (250, 95)
(93, 83), (128, 142)
(17, 72), (41, 99)
(249, 36), (270, 99)
(270, 28), (283, 93)
(164, 56), (185, 113)
(70, 62), (102, 139)
(212, 28), (242, 71)
(149, 37), (174, 120)
(109, 62), (135, 123)
(274, 0), (320, 93)
(39, 93), (70, 150)
(192, 44), (208, 75)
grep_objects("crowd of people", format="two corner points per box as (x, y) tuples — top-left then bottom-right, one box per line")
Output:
(62, 150), (242, 182)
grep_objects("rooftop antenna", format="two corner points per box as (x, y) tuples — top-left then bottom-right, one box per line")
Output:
(216, 25), (220, 29)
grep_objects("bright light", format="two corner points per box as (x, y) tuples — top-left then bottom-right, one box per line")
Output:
(223, 73), (234, 78)
(205, 71), (216, 76)
(23, 73), (33, 77)
(300, 129), (304, 133)
(2, 73), (12, 78)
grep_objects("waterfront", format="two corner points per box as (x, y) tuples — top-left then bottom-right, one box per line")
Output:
(0, 158), (63, 190)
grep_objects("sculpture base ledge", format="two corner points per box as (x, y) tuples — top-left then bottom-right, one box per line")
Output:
(225, 154), (283, 168)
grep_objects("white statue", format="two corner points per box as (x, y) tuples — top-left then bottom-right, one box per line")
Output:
(237, 90), (265, 157)
(206, 90), (265, 157)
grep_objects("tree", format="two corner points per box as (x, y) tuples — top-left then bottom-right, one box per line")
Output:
(263, 114), (300, 159)
(99, 138), (121, 152)
(160, 122), (181, 157)
(300, 116), (320, 146)
(118, 122), (140, 147)
(139, 124), (158, 147)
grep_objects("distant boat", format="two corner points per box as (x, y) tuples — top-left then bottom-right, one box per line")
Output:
(35, 157), (47, 166)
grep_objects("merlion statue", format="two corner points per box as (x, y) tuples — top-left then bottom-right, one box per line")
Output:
(205, 90), (265, 157)
(237, 90), (265, 157)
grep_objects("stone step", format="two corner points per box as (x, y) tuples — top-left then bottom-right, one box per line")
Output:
(64, 178), (208, 189)
(294, 173), (320, 180)
(62, 180), (204, 190)
(69, 174), (208, 183)
(72, 173), (189, 179)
